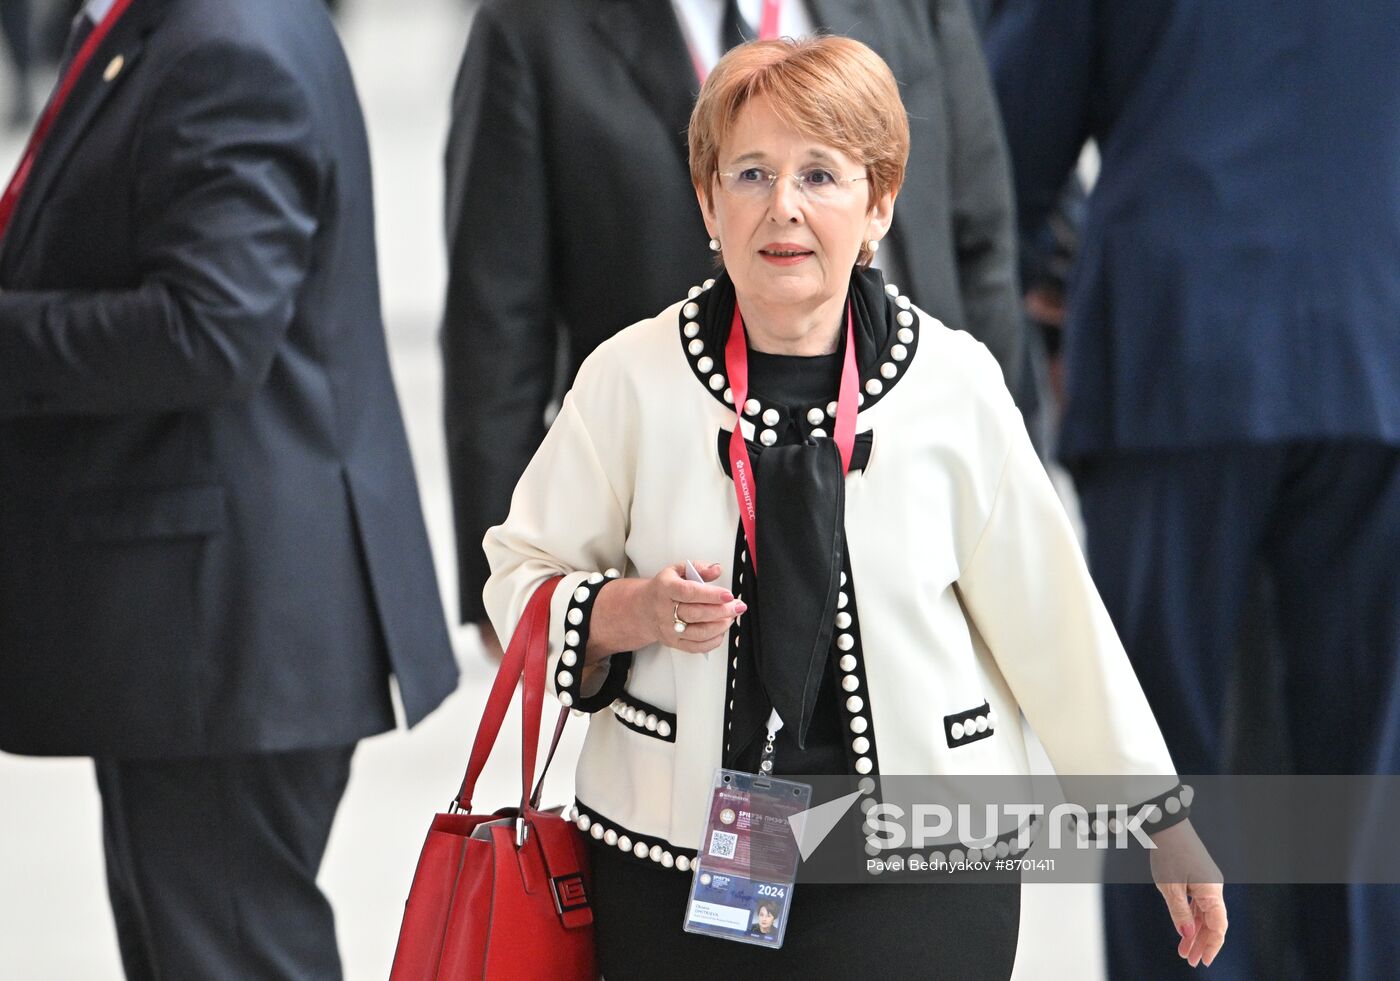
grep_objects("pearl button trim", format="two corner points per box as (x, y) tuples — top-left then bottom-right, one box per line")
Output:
(610, 694), (677, 742)
(678, 281), (917, 425)
(945, 702), (997, 747)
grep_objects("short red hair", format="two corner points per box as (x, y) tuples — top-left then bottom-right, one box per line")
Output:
(688, 35), (910, 264)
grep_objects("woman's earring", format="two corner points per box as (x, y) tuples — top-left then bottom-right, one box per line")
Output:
(866, 238), (881, 254)
(709, 237), (721, 253)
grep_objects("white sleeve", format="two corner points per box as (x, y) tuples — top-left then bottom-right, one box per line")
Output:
(482, 391), (634, 711)
(952, 343), (1179, 800)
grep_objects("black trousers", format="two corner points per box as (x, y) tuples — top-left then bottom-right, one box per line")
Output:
(1077, 442), (1400, 981)
(94, 745), (355, 981)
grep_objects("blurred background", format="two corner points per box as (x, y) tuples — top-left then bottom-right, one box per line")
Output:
(0, 0), (1107, 976)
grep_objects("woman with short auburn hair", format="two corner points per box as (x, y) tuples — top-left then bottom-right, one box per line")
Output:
(485, 35), (1225, 977)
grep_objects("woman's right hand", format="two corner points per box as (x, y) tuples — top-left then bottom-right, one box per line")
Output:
(585, 561), (747, 663)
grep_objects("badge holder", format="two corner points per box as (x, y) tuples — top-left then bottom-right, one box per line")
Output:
(682, 714), (811, 949)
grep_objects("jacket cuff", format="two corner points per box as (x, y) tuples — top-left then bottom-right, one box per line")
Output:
(1071, 782), (1194, 844)
(548, 569), (633, 712)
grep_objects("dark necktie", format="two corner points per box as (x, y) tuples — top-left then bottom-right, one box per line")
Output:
(722, 0), (756, 51)
(57, 13), (96, 80)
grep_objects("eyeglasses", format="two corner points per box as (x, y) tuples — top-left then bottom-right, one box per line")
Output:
(717, 166), (869, 202)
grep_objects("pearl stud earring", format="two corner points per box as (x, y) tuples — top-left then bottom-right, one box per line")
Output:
(709, 237), (721, 252)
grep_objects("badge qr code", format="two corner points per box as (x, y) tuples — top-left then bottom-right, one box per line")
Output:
(709, 830), (738, 858)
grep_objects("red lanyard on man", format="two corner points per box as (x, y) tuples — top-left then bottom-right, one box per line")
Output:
(724, 301), (860, 574)
(0, 0), (135, 245)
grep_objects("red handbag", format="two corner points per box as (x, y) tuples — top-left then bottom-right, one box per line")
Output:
(390, 577), (596, 980)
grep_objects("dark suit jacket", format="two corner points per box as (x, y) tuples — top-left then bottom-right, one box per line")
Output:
(989, 0), (1400, 461)
(0, 0), (459, 758)
(444, 0), (1023, 622)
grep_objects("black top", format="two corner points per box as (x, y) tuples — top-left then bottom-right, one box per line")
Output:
(732, 348), (847, 777)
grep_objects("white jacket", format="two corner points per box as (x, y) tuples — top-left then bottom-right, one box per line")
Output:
(484, 282), (1178, 871)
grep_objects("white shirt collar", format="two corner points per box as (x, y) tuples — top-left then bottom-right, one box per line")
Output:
(84, 0), (120, 25)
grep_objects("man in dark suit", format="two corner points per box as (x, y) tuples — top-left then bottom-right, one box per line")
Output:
(0, 0), (459, 975)
(443, 0), (1025, 646)
(989, 1), (1400, 977)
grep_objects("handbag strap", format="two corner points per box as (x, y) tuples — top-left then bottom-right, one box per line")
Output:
(454, 576), (561, 812)
(530, 707), (571, 810)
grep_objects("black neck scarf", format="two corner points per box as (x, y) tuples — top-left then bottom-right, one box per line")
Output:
(698, 268), (894, 758)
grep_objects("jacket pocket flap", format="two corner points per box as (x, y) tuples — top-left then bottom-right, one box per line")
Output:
(944, 700), (997, 749)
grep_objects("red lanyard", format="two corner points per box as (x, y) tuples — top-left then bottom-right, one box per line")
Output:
(692, 0), (783, 83)
(758, 0), (781, 38)
(724, 301), (859, 573)
(0, 0), (135, 245)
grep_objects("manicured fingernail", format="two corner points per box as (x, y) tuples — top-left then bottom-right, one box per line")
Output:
(735, 602), (748, 613)
(722, 592), (735, 602)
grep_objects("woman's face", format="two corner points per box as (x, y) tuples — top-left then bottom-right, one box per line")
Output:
(699, 94), (895, 320)
(757, 906), (775, 932)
